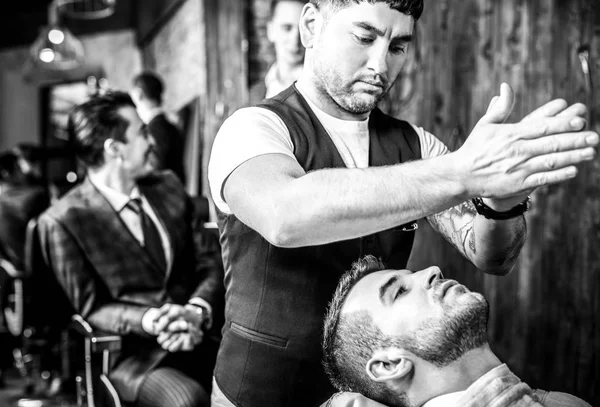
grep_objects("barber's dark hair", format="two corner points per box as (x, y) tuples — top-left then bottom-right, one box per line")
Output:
(269, 0), (308, 18)
(322, 255), (411, 407)
(310, 0), (424, 21)
(132, 71), (164, 105)
(68, 91), (135, 169)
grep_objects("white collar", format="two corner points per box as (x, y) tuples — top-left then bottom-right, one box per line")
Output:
(88, 172), (141, 212)
(421, 391), (465, 407)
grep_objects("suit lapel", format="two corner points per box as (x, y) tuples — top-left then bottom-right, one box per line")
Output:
(72, 178), (165, 279)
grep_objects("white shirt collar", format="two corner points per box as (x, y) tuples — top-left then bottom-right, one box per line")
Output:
(88, 173), (141, 212)
(422, 391), (465, 407)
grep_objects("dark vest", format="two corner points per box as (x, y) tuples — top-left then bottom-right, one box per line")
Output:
(214, 86), (422, 407)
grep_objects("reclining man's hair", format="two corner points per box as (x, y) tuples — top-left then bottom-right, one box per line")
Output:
(309, 0), (424, 21)
(322, 255), (411, 407)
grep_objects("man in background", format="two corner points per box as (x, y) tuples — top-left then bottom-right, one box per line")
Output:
(0, 146), (50, 388)
(322, 255), (591, 407)
(131, 71), (186, 184)
(38, 91), (223, 407)
(248, 0), (307, 103)
(0, 146), (49, 272)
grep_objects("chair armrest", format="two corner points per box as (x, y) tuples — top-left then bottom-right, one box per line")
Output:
(70, 314), (122, 353)
(0, 257), (25, 279)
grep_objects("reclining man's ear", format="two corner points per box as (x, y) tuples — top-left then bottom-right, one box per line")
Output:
(366, 348), (414, 383)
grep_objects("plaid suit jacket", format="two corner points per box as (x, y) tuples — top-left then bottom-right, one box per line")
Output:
(38, 170), (223, 402)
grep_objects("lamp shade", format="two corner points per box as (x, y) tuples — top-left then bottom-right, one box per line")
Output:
(29, 25), (84, 70)
(56, 0), (116, 19)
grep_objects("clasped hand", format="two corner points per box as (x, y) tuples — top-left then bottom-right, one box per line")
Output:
(151, 303), (205, 352)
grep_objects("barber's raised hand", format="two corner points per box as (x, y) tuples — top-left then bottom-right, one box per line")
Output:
(455, 83), (598, 204)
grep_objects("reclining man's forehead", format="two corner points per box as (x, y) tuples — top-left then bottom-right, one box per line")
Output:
(342, 268), (412, 314)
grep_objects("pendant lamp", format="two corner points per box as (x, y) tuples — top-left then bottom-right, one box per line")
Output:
(29, 1), (84, 70)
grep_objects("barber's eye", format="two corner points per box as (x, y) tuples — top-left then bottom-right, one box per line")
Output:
(390, 45), (406, 55)
(354, 35), (374, 45)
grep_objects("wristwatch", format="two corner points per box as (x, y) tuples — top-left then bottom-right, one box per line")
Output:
(471, 197), (531, 220)
(189, 303), (211, 331)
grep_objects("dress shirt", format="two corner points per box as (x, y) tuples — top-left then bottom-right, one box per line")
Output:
(88, 174), (172, 273)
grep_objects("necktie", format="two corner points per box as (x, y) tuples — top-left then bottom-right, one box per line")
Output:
(127, 197), (166, 272)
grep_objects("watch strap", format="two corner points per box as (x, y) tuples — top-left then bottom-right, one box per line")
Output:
(472, 197), (531, 220)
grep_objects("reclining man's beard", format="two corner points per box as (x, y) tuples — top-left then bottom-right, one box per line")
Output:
(401, 298), (490, 367)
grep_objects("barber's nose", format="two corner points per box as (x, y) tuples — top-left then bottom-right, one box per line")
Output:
(422, 266), (443, 289)
(367, 44), (388, 77)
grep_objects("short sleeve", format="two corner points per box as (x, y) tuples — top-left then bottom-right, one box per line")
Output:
(410, 124), (450, 159)
(208, 107), (296, 214)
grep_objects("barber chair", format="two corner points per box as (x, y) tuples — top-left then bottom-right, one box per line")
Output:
(1, 218), (76, 406)
(69, 315), (123, 407)
(16, 218), (124, 407)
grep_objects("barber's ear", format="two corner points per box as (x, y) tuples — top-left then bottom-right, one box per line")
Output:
(299, 3), (321, 49)
(366, 348), (414, 383)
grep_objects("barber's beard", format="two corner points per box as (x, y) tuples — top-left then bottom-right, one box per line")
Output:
(399, 294), (489, 367)
(314, 61), (388, 115)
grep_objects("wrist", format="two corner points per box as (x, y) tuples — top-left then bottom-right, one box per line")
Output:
(472, 196), (531, 220)
(186, 303), (212, 331)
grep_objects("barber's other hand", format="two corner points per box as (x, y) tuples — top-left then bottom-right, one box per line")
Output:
(320, 392), (388, 407)
(455, 82), (598, 201)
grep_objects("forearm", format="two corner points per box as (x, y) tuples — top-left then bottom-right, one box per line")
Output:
(87, 302), (151, 336)
(428, 199), (526, 275)
(470, 214), (526, 274)
(233, 153), (468, 247)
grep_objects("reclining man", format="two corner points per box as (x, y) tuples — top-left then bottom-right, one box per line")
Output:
(322, 255), (591, 407)
(38, 91), (223, 407)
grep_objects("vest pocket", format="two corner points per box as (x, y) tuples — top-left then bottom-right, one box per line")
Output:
(230, 321), (288, 348)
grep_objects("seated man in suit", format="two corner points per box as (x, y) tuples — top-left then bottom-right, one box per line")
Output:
(321, 255), (591, 407)
(38, 91), (223, 407)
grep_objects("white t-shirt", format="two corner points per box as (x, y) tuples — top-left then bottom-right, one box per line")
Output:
(209, 84), (449, 214)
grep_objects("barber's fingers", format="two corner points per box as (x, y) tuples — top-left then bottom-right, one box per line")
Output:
(510, 116), (590, 140)
(486, 96), (499, 114)
(479, 83), (515, 125)
(520, 166), (580, 191)
(556, 103), (588, 119)
(520, 149), (596, 175)
(517, 131), (599, 156)
(522, 99), (568, 121)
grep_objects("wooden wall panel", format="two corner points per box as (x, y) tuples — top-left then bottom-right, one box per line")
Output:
(402, 0), (599, 403)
